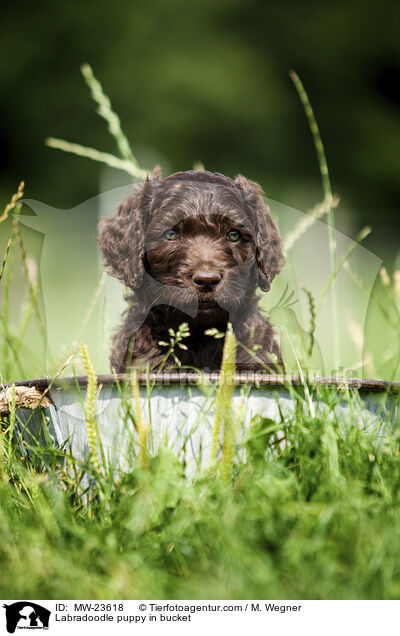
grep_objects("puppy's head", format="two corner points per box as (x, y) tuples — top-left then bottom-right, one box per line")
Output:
(97, 169), (284, 316)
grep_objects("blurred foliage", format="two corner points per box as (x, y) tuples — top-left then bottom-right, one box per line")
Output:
(1, 0), (399, 262)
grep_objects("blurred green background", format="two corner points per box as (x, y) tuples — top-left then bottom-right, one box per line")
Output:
(1, 0), (399, 263)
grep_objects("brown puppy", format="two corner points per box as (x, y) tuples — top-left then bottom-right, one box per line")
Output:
(97, 169), (284, 372)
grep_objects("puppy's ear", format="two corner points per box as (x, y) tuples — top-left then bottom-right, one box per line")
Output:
(234, 174), (284, 292)
(97, 179), (156, 288)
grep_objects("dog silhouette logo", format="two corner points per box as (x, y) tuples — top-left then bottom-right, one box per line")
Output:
(3, 602), (50, 633)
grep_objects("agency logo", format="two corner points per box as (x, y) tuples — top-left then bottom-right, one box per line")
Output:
(2, 603), (51, 634)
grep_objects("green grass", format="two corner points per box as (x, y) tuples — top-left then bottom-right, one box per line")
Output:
(0, 378), (399, 599)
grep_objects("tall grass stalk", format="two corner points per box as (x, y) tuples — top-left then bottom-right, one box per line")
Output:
(80, 64), (138, 169)
(14, 217), (45, 338)
(210, 323), (237, 477)
(286, 333), (316, 417)
(7, 383), (16, 466)
(1, 214), (19, 378)
(131, 370), (149, 469)
(301, 287), (316, 357)
(290, 71), (339, 370)
(80, 344), (100, 472)
(344, 262), (398, 329)
(0, 239), (11, 282)
(46, 65), (147, 180)
(1, 203), (45, 379)
(317, 226), (371, 312)
(0, 181), (24, 224)
(284, 194), (339, 253)
(0, 182), (48, 380)
(45, 138), (144, 179)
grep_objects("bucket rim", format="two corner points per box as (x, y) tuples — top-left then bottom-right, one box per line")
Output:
(5, 373), (400, 394)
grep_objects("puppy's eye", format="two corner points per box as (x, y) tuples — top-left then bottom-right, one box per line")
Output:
(162, 229), (179, 241)
(226, 230), (241, 243)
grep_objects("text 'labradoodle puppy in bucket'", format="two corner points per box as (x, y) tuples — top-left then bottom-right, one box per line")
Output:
(97, 168), (285, 373)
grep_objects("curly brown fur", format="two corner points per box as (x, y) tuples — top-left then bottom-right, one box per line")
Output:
(97, 169), (285, 373)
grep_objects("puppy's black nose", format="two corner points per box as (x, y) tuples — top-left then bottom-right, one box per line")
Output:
(192, 271), (222, 289)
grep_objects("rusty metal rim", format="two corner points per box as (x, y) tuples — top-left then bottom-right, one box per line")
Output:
(6, 373), (400, 393)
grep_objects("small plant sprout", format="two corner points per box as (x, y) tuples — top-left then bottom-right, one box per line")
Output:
(204, 327), (225, 339)
(158, 322), (190, 368)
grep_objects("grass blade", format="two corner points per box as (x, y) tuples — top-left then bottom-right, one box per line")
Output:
(290, 70), (339, 370)
(45, 137), (146, 179)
